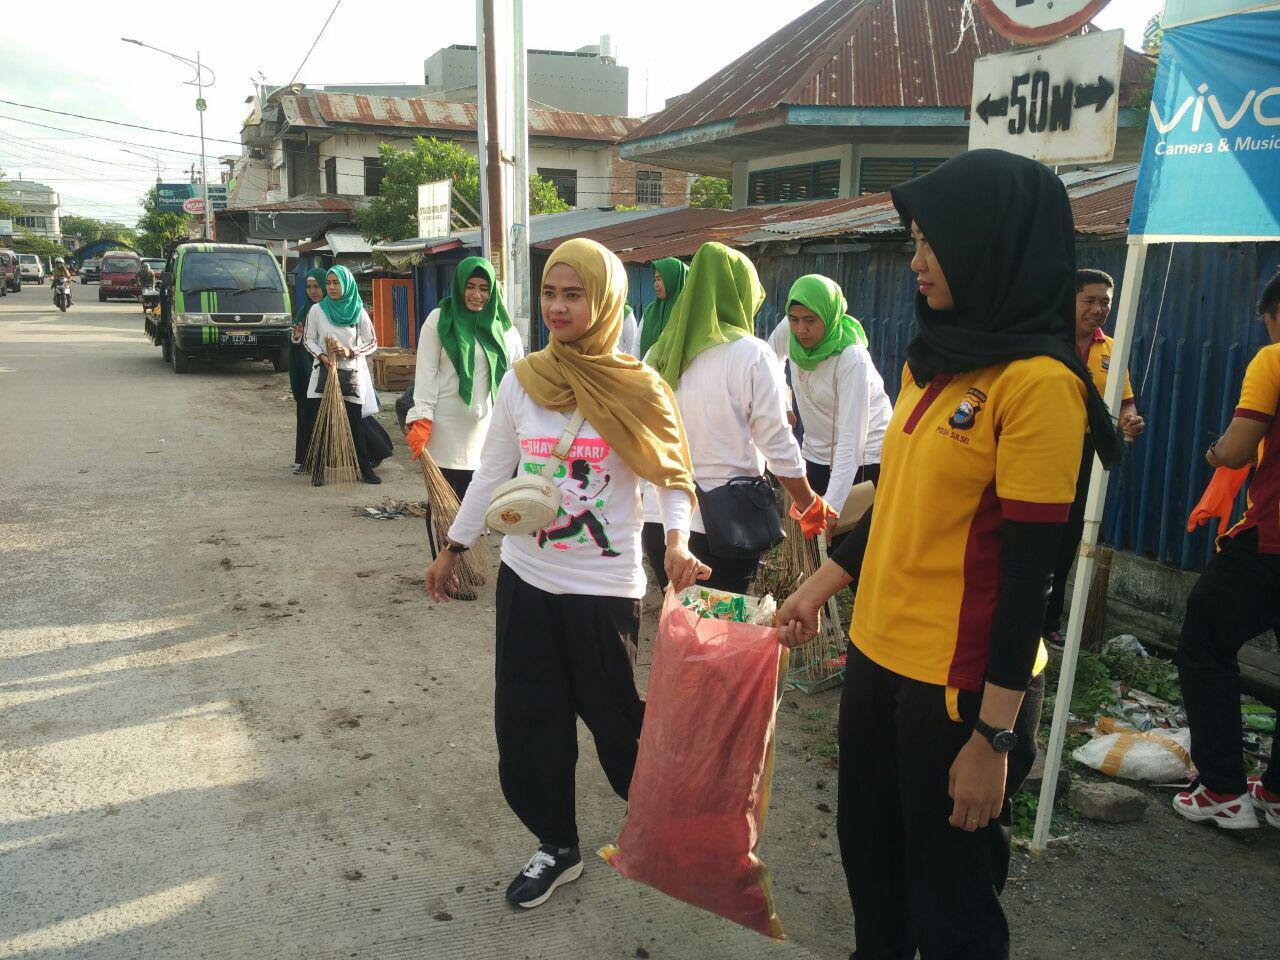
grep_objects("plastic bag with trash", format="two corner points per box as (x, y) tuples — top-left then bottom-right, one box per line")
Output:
(1072, 717), (1196, 783)
(601, 586), (788, 939)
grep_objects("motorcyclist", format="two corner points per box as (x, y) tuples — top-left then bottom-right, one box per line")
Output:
(137, 260), (156, 291)
(51, 258), (73, 304)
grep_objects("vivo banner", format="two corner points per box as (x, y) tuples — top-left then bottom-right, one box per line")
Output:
(1130, 8), (1280, 240)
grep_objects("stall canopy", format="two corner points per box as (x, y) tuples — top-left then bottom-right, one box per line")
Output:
(1034, 1), (1280, 851)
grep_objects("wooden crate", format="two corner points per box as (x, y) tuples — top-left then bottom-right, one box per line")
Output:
(371, 350), (416, 391)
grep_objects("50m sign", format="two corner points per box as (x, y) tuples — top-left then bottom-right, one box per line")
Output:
(977, 0), (1113, 44)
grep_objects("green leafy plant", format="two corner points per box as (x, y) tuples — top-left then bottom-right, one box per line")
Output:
(135, 187), (188, 256)
(690, 175), (731, 210)
(11, 229), (70, 260)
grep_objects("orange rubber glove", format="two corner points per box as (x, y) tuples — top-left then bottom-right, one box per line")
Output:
(406, 418), (433, 460)
(1187, 465), (1250, 538)
(789, 495), (839, 540)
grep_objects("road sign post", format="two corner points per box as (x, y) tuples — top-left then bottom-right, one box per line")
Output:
(969, 29), (1125, 165)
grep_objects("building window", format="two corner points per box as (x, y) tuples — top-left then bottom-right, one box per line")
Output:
(747, 160), (840, 205)
(15, 215), (52, 230)
(364, 157), (385, 197)
(324, 157), (338, 195)
(537, 167), (578, 207)
(858, 157), (947, 195)
(285, 141), (320, 197)
(636, 170), (662, 205)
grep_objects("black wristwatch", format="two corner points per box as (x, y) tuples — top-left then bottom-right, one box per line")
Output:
(973, 718), (1018, 753)
(446, 541), (469, 554)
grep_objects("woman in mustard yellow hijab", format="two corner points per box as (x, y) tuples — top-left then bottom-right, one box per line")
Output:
(424, 237), (710, 911)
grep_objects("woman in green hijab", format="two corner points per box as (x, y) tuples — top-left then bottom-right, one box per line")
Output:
(406, 256), (525, 555)
(302, 265), (381, 484)
(637, 257), (688, 360)
(640, 243), (824, 592)
(782, 274), (892, 520)
(290, 267), (329, 472)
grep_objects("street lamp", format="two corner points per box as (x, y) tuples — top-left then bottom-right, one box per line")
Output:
(121, 37), (216, 239)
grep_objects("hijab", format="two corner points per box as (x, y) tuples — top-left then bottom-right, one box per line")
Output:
(319, 265), (364, 327)
(638, 257), (689, 359)
(890, 149), (1122, 469)
(437, 256), (514, 405)
(647, 242), (763, 387)
(515, 238), (695, 497)
(786, 274), (868, 371)
(295, 267), (328, 325)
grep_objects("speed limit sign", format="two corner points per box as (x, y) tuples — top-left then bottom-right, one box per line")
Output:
(976, 0), (1113, 44)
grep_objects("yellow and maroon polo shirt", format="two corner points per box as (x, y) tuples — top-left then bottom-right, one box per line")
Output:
(1082, 328), (1135, 404)
(1225, 343), (1280, 554)
(850, 356), (1086, 692)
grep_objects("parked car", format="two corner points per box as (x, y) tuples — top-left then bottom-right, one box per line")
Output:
(149, 241), (293, 374)
(80, 259), (101, 283)
(0, 249), (21, 294)
(99, 252), (142, 301)
(16, 254), (44, 283)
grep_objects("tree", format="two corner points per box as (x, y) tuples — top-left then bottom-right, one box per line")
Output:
(354, 137), (569, 243)
(690, 175), (732, 210)
(0, 169), (24, 220)
(61, 214), (139, 250)
(12, 228), (69, 260)
(135, 187), (188, 257)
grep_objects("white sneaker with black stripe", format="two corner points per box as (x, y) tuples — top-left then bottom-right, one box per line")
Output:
(504, 844), (583, 909)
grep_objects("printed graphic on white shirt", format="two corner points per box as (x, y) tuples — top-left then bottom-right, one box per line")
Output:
(520, 436), (621, 558)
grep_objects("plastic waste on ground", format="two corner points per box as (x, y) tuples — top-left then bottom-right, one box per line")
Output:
(601, 586), (788, 939)
(1072, 717), (1196, 783)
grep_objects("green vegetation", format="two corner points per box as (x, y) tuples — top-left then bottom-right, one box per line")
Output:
(11, 229), (70, 260)
(690, 175), (731, 210)
(135, 187), (188, 257)
(61, 214), (139, 250)
(353, 137), (569, 243)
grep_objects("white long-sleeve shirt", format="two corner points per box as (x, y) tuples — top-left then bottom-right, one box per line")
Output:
(791, 344), (892, 515)
(644, 336), (806, 534)
(304, 304), (378, 409)
(449, 373), (693, 599)
(405, 307), (525, 470)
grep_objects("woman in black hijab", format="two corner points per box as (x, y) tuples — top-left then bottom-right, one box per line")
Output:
(777, 150), (1120, 959)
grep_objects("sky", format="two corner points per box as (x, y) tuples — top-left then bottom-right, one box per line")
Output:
(0, 0), (1162, 228)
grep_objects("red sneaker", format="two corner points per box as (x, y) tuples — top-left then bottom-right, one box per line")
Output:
(1172, 783), (1258, 830)
(1247, 775), (1280, 829)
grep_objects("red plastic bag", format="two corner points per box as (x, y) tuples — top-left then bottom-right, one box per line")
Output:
(601, 588), (789, 939)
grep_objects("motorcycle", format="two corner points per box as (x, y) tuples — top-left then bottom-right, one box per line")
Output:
(53, 276), (72, 312)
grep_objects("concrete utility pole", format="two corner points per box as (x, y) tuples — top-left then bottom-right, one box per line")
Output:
(480, 0), (506, 283)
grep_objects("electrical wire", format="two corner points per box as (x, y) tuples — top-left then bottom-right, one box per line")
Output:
(0, 97), (241, 145)
(289, 0), (343, 86)
(0, 113), (211, 159)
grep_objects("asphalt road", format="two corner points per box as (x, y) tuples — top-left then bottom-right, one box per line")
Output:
(0, 292), (834, 959)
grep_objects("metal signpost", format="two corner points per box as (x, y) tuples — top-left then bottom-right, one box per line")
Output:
(969, 29), (1125, 164)
(976, 0), (1113, 44)
(1030, 1), (1280, 852)
(416, 180), (453, 240)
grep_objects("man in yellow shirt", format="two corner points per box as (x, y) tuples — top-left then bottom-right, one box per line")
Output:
(1043, 269), (1146, 643)
(1174, 273), (1280, 831)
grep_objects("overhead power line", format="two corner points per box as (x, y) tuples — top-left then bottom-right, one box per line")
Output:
(0, 113), (212, 160)
(0, 98), (242, 145)
(289, 0), (343, 87)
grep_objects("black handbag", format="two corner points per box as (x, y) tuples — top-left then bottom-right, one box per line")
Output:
(696, 476), (784, 559)
(316, 362), (359, 398)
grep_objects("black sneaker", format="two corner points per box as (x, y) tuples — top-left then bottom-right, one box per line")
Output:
(361, 470), (382, 485)
(504, 845), (582, 909)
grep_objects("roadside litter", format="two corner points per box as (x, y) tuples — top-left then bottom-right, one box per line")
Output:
(356, 499), (428, 520)
(1073, 717), (1196, 783)
(602, 586), (788, 940)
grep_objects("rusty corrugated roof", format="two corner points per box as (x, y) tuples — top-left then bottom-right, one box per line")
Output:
(277, 92), (640, 142)
(522, 166), (1136, 263)
(629, 0), (1153, 141)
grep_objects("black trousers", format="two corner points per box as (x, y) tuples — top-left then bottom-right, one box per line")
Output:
(425, 468), (473, 557)
(1044, 440), (1095, 636)
(302, 397), (371, 476)
(1178, 528), (1280, 795)
(641, 524), (761, 595)
(838, 643), (1039, 960)
(494, 564), (644, 849)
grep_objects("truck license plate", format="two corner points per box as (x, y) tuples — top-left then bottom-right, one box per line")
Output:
(220, 332), (257, 345)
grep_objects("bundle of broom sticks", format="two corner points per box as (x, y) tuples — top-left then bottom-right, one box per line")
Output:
(416, 449), (491, 598)
(303, 339), (361, 486)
